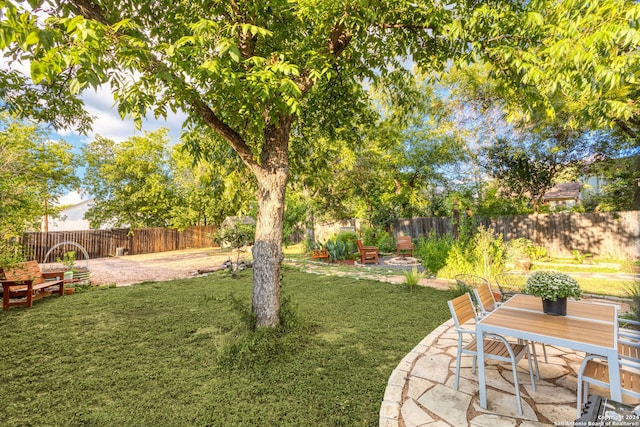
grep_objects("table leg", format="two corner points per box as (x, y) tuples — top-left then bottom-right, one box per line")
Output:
(477, 324), (487, 409)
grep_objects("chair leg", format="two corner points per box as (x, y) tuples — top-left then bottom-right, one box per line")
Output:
(576, 378), (584, 419)
(511, 359), (524, 416)
(541, 343), (548, 363)
(454, 346), (462, 391)
(583, 382), (590, 410)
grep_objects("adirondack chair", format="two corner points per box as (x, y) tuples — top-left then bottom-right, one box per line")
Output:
(1, 260), (65, 310)
(356, 240), (378, 264)
(396, 235), (414, 257)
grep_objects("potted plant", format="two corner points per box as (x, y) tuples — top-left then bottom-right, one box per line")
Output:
(524, 270), (582, 316)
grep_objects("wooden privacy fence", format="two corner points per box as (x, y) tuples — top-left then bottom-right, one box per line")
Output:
(20, 225), (217, 263)
(393, 211), (640, 260)
(393, 216), (453, 240)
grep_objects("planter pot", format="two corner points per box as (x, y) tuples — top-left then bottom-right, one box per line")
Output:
(515, 258), (532, 271)
(64, 287), (75, 295)
(542, 297), (567, 316)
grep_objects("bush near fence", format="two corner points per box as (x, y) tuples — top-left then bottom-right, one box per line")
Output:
(392, 211), (640, 260)
(20, 225), (217, 262)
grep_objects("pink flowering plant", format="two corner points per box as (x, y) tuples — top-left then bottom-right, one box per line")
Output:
(524, 270), (582, 301)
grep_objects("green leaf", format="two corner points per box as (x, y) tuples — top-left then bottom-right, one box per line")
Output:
(69, 78), (81, 95)
(29, 60), (45, 83)
(228, 46), (241, 63)
(24, 30), (39, 46)
(65, 15), (84, 34)
(27, 0), (43, 8)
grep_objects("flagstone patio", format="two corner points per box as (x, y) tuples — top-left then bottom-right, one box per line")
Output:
(379, 318), (615, 426)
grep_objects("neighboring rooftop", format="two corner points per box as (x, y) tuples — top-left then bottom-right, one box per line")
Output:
(542, 182), (582, 202)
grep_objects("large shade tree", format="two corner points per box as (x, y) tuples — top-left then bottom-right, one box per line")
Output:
(0, 0), (461, 327)
(82, 129), (177, 228)
(2, 0), (638, 326)
(0, 113), (78, 266)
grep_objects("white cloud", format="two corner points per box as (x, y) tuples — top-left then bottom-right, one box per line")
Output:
(78, 86), (188, 144)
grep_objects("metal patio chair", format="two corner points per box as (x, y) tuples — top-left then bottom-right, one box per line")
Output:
(448, 293), (536, 416)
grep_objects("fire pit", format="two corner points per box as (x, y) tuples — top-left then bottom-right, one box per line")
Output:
(384, 256), (421, 266)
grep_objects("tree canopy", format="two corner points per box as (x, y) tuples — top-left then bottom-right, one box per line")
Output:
(456, 0), (640, 145)
(0, 113), (78, 266)
(82, 129), (177, 228)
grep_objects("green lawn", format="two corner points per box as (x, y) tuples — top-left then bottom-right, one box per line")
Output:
(0, 269), (452, 427)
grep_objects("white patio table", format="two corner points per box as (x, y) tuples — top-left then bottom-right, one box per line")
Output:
(476, 294), (620, 409)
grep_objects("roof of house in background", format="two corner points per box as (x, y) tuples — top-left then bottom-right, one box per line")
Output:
(542, 182), (583, 201)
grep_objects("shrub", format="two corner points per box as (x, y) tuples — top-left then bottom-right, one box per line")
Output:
(336, 231), (358, 257)
(438, 242), (474, 279)
(215, 222), (255, 249)
(505, 238), (533, 262)
(324, 231), (358, 261)
(472, 226), (505, 282)
(415, 233), (453, 275)
(326, 239), (347, 261)
(214, 222), (256, 274)
(438, 226), (506, 281)
(361, 227), (394, 252)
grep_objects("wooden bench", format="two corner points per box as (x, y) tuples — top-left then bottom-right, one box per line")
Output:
(311, 248), (329, 262)
(1, 261), (65, 310)
(396, 235), (414, 257)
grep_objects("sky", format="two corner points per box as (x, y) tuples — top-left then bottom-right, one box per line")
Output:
(53, 85), (187, 145)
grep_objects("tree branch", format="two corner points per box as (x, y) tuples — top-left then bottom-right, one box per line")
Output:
(615, 118), (639, 143)
(66, 0), (260, 170)
(295, 20), (353, 94)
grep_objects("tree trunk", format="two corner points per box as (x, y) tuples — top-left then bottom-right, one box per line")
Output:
(251, 169), (287, 327)
(250, 117), (292, 328)
(305, 210), (315, 248)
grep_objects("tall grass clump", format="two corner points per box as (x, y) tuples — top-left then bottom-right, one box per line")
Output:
(403, 266), (426, 291)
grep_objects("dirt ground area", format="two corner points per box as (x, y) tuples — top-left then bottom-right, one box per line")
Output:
(67, 248), (232, 286)
(77, 248), (453, 290)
